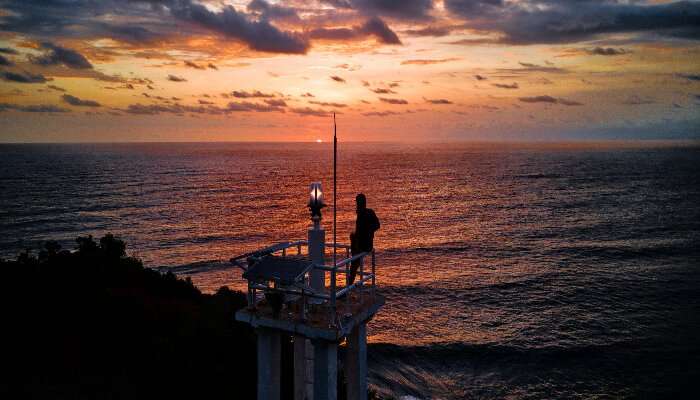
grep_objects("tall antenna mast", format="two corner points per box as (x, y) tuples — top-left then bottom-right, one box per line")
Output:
(333, 112), (337, 269)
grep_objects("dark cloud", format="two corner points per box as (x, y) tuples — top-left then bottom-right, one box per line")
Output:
(362, 110), (400, 117)
(557, 98), (583, 106)
(208, 63), (218, 70)
(231, 90), (276, 98)
(309, 101), (347, 108)
(104, 24), (161, 44)
(9, 0), (693, 55)
(586, 47), (629, 56)
(518, 95), (582, 106)
(167, 74), (187, 82)
(371, 88), (396, 94)
(331, 75), (346, 83)
(47, 85), (66, 92)
(227, 101), (285, 112)
(404, 25), (455, 37)
(0, 1), (311, 53)
(30, 42), (92, 69)
(520, 95), (556, 103)
(170, 1), (309, 54)
(445, 0), (700, 45)
(679, 74), (700, 81)
(128, 77), (153, 85)
(247, 0), (301, 22)
(184, 61), (205, 69)
(512, 62), (567, 73)
(0, 54), (12, 66)
(124, 104), (189, 115)
(361, 17), (402, 44)
(0, 103), (69, 113)
(322, 0), (434, 21)
(475, 74), (487, 81)
(622, 95), (655, 105)
(0, 47), (19, 55)
(0, 2), (173, 47)
(290, 107), (332, 117)
(62, 94), (101, 107)
(198, 99), (214, 105)
(445, 0), (504, 16)
(379, 97), (408, 104)
(122, 100), (284, 115)
(301, 92), (315, 97)
(310, 17), (401, 45)
(534, 77), (554, 85)
(2, 71), (47, 83)
(401, 57), (460, 65)
(321, 0), (354, 8)
(424, 97), (452, 104)
(492, 82), (519, 89)
(264, 99), (288, 107)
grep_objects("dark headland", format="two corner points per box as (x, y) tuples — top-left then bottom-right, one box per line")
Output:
(0, 235), (259, 399)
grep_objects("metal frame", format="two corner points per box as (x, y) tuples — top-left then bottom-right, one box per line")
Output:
(231, 240), (377, 325)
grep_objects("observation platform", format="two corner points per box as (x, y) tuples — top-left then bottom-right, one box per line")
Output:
(236, 288), (384, 341)
(231, 240), (384, 342)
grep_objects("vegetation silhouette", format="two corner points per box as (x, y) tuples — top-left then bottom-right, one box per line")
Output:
(1, 234), (257, 399)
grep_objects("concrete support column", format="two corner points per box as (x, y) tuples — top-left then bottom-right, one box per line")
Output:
(294, 335), (306, 400)
(308, 226), (325, 292)
(294, 336), (314, 400)
(345, 324), (368, 400)
(313, 340), (337, 400)
(257, 329), (281, 400)
(305, 340), (315, 400)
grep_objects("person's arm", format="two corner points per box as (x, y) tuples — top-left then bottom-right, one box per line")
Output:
(370, 210), (380, 232)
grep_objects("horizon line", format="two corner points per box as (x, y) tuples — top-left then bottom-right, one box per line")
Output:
(1, 138), (699, 145)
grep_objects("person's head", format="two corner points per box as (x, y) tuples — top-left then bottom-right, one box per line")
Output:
(356, 193), (366, 212)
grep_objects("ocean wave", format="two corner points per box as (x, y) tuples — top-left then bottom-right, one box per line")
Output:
(513, 173), (561, 179)
(155, 259), (233, 275)
(367, 339), (700, 399)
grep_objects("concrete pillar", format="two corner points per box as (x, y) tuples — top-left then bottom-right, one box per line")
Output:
(257, 329), (281, 400)
(305, 340), (315, 400)
(308, 226), (325, 292)
(313, 340), (337, 400)
(294, 335), (313, 400)
(345, 324), (368, 400)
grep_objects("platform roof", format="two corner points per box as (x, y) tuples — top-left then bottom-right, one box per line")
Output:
(242, 256), (314, 285)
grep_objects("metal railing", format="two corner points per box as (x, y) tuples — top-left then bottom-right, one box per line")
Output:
(231, 240), (377, 326)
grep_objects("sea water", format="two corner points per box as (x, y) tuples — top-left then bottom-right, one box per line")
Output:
(1, 142), (699, 398)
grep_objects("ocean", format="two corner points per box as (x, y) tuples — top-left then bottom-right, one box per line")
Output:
(1, 142), (699, 398)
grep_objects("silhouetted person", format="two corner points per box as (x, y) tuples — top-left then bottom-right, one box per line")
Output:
(349, 193), (380, 285)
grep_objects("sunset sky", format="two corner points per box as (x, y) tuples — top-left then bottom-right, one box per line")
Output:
(0, 0), (699, 142)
